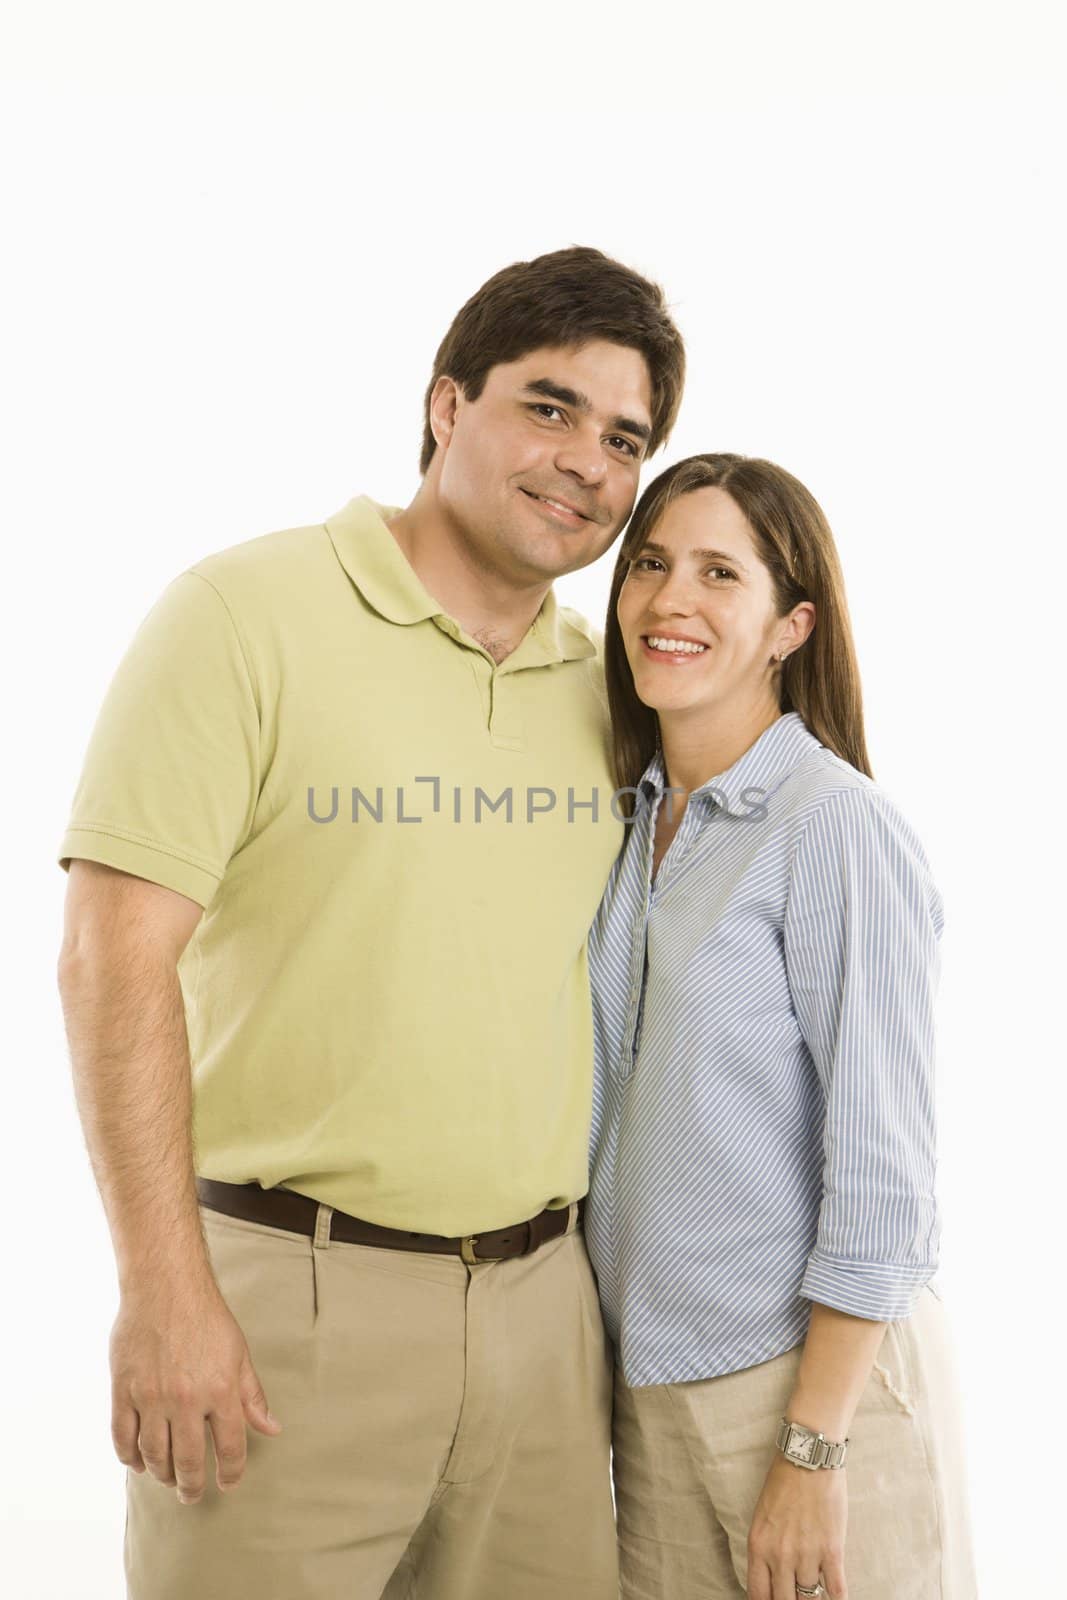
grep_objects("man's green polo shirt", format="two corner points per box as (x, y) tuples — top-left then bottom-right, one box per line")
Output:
(58, 497), (624, 1234)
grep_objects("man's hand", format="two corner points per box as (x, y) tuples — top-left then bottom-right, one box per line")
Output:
(58, 862), (282, 1504)
(109, 1270), (282, 1504)
(746, 1454), (848, 1600)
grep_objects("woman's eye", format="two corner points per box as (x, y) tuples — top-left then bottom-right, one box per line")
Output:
(632, 557), (664, 572)
(707, 567), (735, 581)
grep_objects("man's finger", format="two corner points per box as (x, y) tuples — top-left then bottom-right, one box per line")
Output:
(111, 1401), (145, 1472)
(208, 1405), (248, 1492)
(239, 1360), (281, 1435)
(170, 1412), (209, 1504)
(137, 1417), (175, 1486)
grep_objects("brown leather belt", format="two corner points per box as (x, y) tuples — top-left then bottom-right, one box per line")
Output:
(196, 1178), (584, 1265)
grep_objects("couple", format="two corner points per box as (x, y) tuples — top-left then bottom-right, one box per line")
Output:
(57, 245), (975, 1599)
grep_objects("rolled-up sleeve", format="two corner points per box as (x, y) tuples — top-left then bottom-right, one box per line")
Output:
(783, 786), (943, 1320)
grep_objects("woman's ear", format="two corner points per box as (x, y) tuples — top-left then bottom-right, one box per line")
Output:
(783, 601), (816, 654)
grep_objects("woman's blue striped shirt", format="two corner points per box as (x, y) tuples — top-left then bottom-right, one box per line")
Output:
(585, 711), (944, 1388)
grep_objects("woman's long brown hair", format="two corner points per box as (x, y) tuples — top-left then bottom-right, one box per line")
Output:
(605, 453), (872, 803)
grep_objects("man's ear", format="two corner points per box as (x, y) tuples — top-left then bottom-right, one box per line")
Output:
(428, 376), (461, 452)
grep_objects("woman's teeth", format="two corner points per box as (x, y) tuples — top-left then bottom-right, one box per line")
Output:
(645, 636), (708, 655)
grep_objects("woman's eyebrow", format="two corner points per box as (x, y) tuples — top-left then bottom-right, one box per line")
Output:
(641, 541), (749, 574)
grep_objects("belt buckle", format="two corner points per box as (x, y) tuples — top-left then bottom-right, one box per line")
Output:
(459, 1231), (511, 1265)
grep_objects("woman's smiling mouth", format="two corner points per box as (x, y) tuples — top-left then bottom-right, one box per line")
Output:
(640, 633), (710, 660)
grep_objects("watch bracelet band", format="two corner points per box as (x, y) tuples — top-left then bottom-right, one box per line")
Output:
(776, 1417), (849, 1470)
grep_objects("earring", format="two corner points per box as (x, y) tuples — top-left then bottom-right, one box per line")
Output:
(776, 650), (789, 664)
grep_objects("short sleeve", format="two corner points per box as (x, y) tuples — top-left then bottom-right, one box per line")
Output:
(57, 570), (261, 909)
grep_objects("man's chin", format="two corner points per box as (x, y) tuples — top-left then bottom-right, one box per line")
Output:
(500, 533), (592, 585)
(519, 528), (617, 582)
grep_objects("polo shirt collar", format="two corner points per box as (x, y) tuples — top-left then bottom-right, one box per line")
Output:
(512, 587), (598, 668)
(325, 495), (597, 666)
(326, 495), (440, 626)
(638, 711), (821, 818)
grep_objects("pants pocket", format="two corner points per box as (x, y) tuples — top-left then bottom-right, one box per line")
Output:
(200, 1205), (320, 1346)
(568, 1233), (612, 1349)
(866, 1320), (917, 1417)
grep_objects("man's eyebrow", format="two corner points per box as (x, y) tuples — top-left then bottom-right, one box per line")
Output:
(640, 541), (750, 574)
(521, 378), (653, 445)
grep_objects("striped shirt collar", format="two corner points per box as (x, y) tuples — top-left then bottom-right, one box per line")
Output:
(638, 711), (822, 819)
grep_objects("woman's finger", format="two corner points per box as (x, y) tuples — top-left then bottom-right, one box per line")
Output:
(795, 1567), (826, 1598)
(746, 1552), (773, 1600)
(823, 1550), (848, 1599)
(771, 1558), (803, 1600)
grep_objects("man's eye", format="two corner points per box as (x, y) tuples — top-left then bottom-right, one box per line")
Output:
(532, 404), (563, 421)
(608, 436), (638, 457)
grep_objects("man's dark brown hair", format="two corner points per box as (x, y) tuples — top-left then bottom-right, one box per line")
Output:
(419, 245), (686, 474)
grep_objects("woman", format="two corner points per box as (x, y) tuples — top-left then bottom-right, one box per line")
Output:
(585, 454), (976, 1599)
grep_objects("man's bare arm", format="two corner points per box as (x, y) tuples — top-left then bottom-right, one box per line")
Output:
(58, 860), (208, 1287)
(57, 860), (281, 1503)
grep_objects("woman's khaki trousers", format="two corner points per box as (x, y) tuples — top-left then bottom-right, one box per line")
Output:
(613, 1286), (977, 1599)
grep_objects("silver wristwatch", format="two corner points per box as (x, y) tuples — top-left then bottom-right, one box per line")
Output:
(776, 1417), (849, 1470)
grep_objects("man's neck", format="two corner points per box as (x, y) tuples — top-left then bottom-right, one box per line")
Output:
(386, 488), (551, 664)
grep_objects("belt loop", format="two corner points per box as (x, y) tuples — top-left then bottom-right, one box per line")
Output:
(313, 1203), (334, 1250)
(566, 1200), (579, 1234)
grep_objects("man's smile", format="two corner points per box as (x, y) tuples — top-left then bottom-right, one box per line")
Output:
(520, 487), (595, 525)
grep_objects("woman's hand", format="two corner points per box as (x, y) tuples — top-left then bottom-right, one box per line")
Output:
(746, 1453), (848, 1600)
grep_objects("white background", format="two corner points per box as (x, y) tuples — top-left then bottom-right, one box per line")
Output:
(3, 2), (1064, 1594)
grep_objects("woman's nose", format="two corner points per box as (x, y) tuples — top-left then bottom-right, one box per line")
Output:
(650, 572), (697, 613)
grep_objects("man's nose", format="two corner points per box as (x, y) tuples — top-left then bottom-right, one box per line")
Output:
(554, 428), (609, 487)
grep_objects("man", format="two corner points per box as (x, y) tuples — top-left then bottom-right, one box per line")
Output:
(56, 245), (685, 1599)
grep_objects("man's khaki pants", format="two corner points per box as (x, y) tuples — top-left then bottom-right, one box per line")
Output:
(613, 1286), (977, 1599)
(125, 1201), (618, 1600)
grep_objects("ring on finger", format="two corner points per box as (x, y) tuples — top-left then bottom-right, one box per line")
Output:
(796, 1583), (824, 1598)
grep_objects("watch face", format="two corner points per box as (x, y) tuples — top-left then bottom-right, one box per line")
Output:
(789, 1428), (817, 1462)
